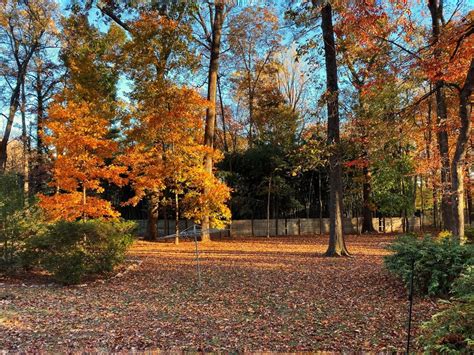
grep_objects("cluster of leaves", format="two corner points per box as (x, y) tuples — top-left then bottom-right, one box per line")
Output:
(24, 219), (135, 285)
(384, 234), (474, 297)
(420, 266), (474, 353)
(0, 173), (24, 219)
(0, 173), (44, 270)
(220, 143), (305, 219)
(371, 153), (415, 216)
(0, 204), (46, 271)
(464, 226), (474, 244)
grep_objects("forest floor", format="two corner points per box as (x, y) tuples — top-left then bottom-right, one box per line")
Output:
(0, 235), (438, 352)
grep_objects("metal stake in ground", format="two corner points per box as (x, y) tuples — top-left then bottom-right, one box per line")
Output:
(193, 225), (202, 288)
(406, 258), (415, 354)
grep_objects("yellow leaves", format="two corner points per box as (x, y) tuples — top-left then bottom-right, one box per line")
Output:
(121, 81), (231, 227)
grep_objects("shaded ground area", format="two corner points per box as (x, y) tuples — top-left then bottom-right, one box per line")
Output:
(0, 235), (437, 352)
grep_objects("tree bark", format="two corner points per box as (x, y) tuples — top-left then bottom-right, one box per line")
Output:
(217, 75), (228, 152)
(450, 58), (474, 239)
(466, 175), (472, 226)
(267, 174), (272, 238)
(0, 80), (22, 172)
(433, 190), (439, 229)
(20, 80), (29, 199)
(319, 2), (350, 256)
(428, 0), (452, 229)
(319, 170), (323, 234)
(146, 191), (160, 241)
(202, 2), (225, 242)
(361, 163), (375, 233)
(175, 190), (180, 245)
(33, 66), (46, 194)
(0, 36), (38, 172)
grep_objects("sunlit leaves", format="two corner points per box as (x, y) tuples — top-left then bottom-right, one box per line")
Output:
(39, 90), (126, 221)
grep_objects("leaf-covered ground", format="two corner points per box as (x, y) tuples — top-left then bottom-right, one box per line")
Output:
(0, 235), (437, 352)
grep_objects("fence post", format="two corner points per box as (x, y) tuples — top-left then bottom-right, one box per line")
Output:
(406, 258), (415, 354)
(298, 218), (301, 236)
(285, 218), (287, 235)
(251, 218), (254, 237)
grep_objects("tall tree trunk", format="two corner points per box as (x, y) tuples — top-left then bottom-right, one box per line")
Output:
(361, 163), (375, 233)
(0, 80), (22, 172)
(217, 75), (228, 153)
(426, 86), (438, 229)
(33, 70), (46, 194)
(428, 0), (452, 229)
(266, 174), (272, 238)
(82, 184), (87, 221)
(202, 2), (225, 242)
(435, 86), (452, 228)
(248, 85), (255, 146)
(175, 190), (180, 245)
(146, 191), (160, 241)
(450, 58), (474, 239)
(0, 40), (38, 172)
(466, 173), (473, 226)
(319, 2), (350, 256)
(20, 80), (29, 199)
(319, 170), (323, 235)
(433, 190), (439, 229)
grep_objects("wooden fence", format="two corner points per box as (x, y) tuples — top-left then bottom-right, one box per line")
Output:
(131, 215), (455, 237)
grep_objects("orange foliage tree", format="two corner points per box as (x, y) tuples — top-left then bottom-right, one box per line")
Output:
(118, 10), (231, 241)
(38, 14), (126, 221)
(120, 84), (231, 239)
(38, 91), (126, 221)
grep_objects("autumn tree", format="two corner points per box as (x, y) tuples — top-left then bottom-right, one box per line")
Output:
(275, 47), (311, 116)
(119, 10), (230, 240)
(38, 13), (126, 221)
(28, 51), (62, 194)
(427, 0), (454, 229)
(92, 1), (201, 240)
(252, 61), (301, 148)
(376, 2), (473, 237)
(193, 0), (232, 242)
(416, 4), (474, 237)
(39, 93), (125, 221)
(227, 6), (281, 146)
(313, 1), (349, 256)
(336, 1), (398, 233)
(120, 84), (231, 241)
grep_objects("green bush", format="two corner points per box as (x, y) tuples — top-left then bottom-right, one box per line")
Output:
(420, 266), (474, 353)
(384, 234), (474, 296)
(26, 219), (136, 284)
(1, 205), (47, 270)
(1, 184), (47, 271)
(464, 226), (474, 244)
(0, 173), (24, 219)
